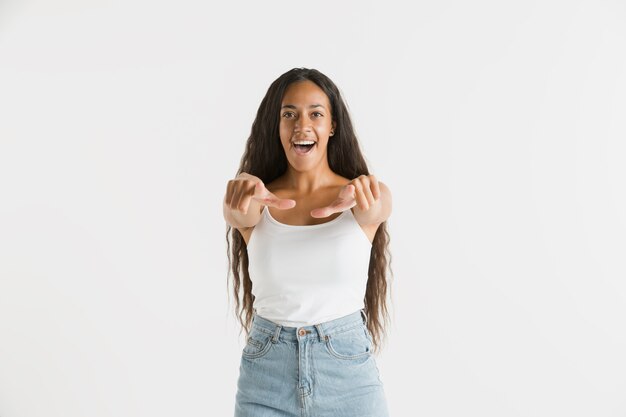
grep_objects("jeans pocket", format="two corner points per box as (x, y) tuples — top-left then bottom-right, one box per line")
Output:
(325, 324), (372, 360)
(242, 328), (274, 359)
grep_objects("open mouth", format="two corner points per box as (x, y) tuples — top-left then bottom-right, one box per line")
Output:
(293, 142), (316, 155)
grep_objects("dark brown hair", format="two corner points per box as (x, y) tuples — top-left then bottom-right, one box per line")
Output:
(225, 67), (393, 353)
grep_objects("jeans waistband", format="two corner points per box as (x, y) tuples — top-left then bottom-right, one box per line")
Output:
(250, 309), (368, 343)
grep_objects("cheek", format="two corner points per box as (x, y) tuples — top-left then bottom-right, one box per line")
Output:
(313, 121), (330, 131)
(279, 121), (293, 135)
(279, 130), (292, 148)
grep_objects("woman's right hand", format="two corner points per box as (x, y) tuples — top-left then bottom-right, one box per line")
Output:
(224, 172), (296, 216)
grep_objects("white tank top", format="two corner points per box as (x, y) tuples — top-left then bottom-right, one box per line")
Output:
(246, 205), (372, 327)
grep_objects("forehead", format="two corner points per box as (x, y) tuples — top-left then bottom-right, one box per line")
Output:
(281, 80), (330, 107)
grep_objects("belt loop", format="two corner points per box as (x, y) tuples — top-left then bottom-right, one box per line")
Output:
(314, 324), (327, 342)
(360, 309), (368, 326)
(271, 324), (282, 343)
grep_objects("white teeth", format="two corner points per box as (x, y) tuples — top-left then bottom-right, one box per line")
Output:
(293, 140), (315, 145)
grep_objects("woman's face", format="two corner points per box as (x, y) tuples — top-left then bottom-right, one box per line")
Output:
(279, 80), (336, 169)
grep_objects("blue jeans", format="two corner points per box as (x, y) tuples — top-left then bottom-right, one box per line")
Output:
(234, 309), (390, 417)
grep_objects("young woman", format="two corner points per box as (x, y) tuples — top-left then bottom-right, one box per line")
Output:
(223, 67), (393, 416)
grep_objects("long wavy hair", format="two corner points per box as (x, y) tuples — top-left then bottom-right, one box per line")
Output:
(225, 67), (393, 354)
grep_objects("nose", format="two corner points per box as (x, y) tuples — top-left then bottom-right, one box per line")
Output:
(294, 114), (312, 133)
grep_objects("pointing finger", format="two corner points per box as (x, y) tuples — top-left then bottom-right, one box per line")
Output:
(253, 182), (296, 210)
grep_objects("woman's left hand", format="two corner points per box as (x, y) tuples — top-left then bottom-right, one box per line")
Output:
(310, 175), (381, 218)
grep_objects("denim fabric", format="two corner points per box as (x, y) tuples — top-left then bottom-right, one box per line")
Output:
(234, 309), (390, 417)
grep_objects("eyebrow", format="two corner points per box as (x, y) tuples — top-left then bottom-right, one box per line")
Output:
(280, 104), (326, 110)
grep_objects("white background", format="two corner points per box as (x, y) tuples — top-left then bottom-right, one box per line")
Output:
(1, 0), (625, 416)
